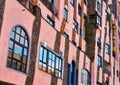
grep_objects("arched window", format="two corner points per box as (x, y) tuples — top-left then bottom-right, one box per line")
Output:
(7, 26), (29, 73)
(81, 68), (91, 85)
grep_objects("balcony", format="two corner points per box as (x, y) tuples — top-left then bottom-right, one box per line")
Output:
(40, 0), (58, 16)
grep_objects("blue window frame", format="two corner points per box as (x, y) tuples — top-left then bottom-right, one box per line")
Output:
(78, 4), (82, 16)
(98, 55), (102, 67)
(105, 44), (110, 55)
(47, 15), (55, 27)
(7, 26), (29, 73)
(39, 46), (63, 78)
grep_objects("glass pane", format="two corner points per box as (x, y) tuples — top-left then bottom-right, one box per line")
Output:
(7, 58), (11, 67)
(48, 59), (52, 66)
(8, 49), (12, 57)
(15, 34), (20, 42)
(22, 64), (26, 72)
(38, 62), (42, 69)
(10, 31), (15, 39)
(20, 37), (24, 45)
(9, 40), (13, 49)
(59, 72), (61, 77)
(52, 61), (54, 68)
(39, 47), (43, 61)
(55, 70), (59, 77)
(22, 56), (26, 64)
(17, 62), (21, 70)
(43, 64), (46, 71)
(52, 54), (55, 61)
(12, 60), (17, 69)
(21, 30), (25, 37)
(13, 44), (22, 60)
(59, 59), (61, 70)
(25, 39), (28, 47)
(24, 48), (27, 56)
(51, 68), (54, 74)
(43, 49), (47, 63)
(56, 57), (59, 69)
(16, 26), (21, 34)
(49, 52), (52, 59)
(48, 66), (51, 73)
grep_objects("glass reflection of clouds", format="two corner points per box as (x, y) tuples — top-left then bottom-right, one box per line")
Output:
(7, 26), (29, 73)
(39, 46), (63, 78)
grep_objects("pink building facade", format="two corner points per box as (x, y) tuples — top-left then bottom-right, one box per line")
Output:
(0, 0), (120, 85)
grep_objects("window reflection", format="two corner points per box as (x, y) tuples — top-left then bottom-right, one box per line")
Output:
(13, 44), (22, 60)
(7, 26), (29, 73)
(10, 31), (15, 39)
(39, 46), (63, 78)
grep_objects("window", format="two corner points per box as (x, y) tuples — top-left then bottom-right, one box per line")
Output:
(64, 32), (69, 39)
(78, 4), (82, 16)
(81, 69), (91, 85)
(97, 38), (101, 48)
(79, 28), (82, 36)
(104, 28), (107, 36)
(47, 15), (55, 27)
(73, 19), (78, 33)
(117, 70), (119, 77)
(118, 21), (120, 27)
(39, 46), (63, 78)
(70, 0), (74, 6)
(48, 0), (56, 5)
(97, 0), (101, 12)
(96, 15), (102, 26)
(18, 0), (28, 7)
(105, 44), (110, 55)
(63, 5), (68, 21)
(89, 14), (102, 26)
(68, 61), (78, 85)
(7, 26), (29, 73)
(84, 0), (88, 6)
(98, 55), (102, 67)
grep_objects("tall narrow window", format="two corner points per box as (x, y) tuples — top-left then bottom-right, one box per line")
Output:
(98, 55), (102, 67)
(70, 0), (74, 6)
(73, 19), (78, 33)
(68, 60), (78, 85)
(84, 0), (88, 6)
(63, 5), (68, 21)
(78, 4), (82, 16)
(7, 26), (29, 73)
(105, 44), (110, 55)
(97, 0), (101, 12)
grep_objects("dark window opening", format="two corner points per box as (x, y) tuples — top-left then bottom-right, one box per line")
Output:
(47, 15), (55, 27)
